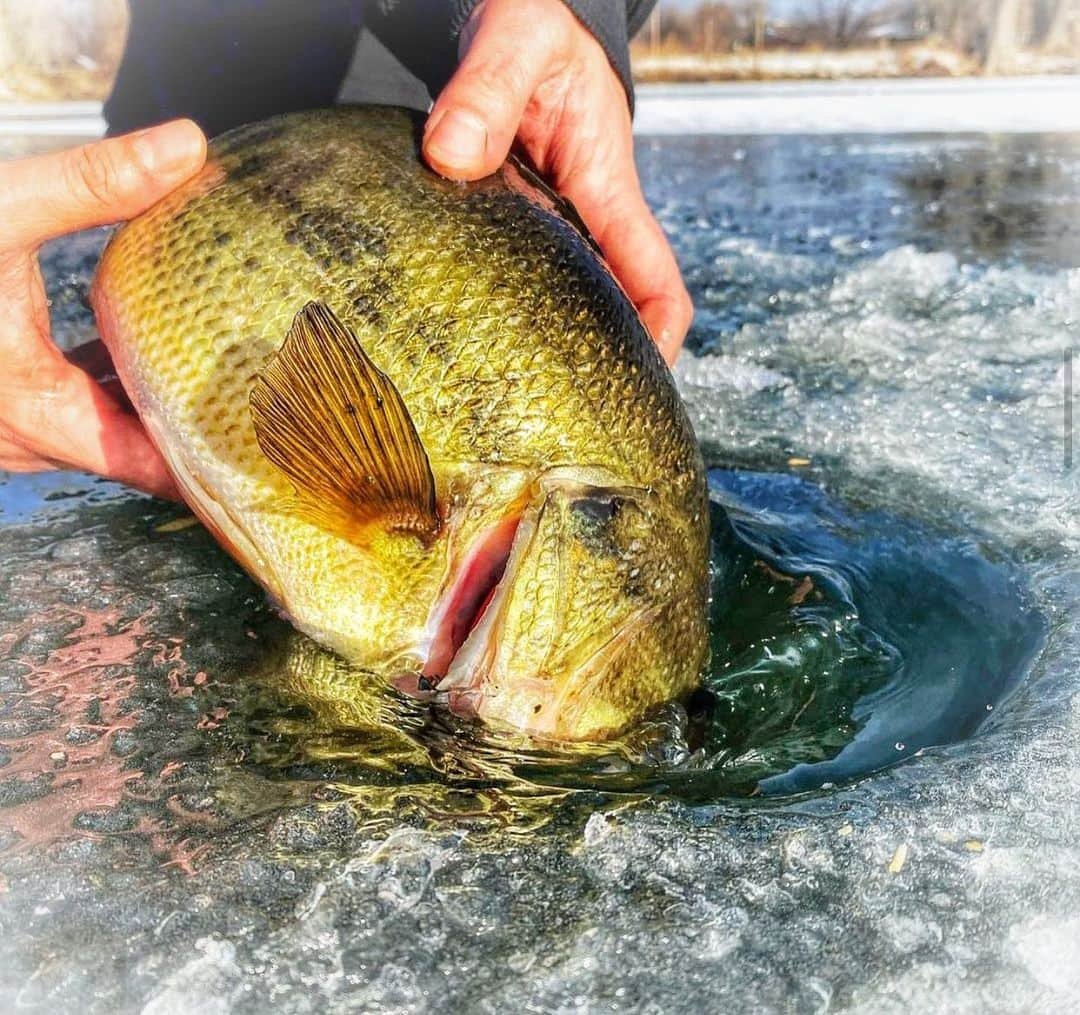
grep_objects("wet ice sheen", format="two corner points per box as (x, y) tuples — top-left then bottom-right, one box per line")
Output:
(1, 127), (1078, 1012)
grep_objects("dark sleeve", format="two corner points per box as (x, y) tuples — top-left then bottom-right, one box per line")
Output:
(368, 0), (656, 112)
(105, 0), (655, 138)
(105, 0), (363, 137)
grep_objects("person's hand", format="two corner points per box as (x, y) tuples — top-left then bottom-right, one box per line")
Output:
(0, 120), (206, 497)
(423, 0), (692, 364)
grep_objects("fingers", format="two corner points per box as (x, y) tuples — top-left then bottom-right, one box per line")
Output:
(424, 0), (569, 180)
(636, 291), (694, 365)
(0, 353), (179, 498)
(0, 125), (197, 496)
(0, 256), (178, 498)
(1, 119), (206, 251)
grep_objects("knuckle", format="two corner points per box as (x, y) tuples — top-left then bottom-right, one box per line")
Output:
(466, 58), (530, 116)
(67, 144), (126, 210)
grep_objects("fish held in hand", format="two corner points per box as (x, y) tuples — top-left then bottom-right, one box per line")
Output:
(91, 106), (709, 742)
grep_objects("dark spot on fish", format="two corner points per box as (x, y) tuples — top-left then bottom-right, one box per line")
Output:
(624, 575), (647, 600)
(288, 192), (389, 259)
(274, 185), (303, 215)
(170, 203), (200, 230)
(345, 271), (397, 328)
(228, 152), (267, 182)
(569, 494), (628, 560)
(222, 119), (287, 151)
(350, 292), (383, 325)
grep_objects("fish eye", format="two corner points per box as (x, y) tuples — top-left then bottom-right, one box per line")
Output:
(569, 494), (621, 528)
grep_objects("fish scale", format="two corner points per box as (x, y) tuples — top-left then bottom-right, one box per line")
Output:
(92, 105), (710, 741)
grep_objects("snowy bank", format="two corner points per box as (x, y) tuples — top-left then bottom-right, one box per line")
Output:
(634, 75), (1080, 134)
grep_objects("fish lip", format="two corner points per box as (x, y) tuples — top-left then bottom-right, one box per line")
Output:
(416, 508), (527, 684)
(430, 505), (542, 703)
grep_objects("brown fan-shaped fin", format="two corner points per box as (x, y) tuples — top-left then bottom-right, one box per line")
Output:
(250, 301), (439, 543)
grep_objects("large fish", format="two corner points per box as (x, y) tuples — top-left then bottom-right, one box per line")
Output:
(92, 106), (709, 741)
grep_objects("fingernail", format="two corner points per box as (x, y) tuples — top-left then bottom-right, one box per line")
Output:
(133, 119), (205, 176)
(425, 109), (487, 170)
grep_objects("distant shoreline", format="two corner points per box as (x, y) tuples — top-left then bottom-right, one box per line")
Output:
(631, 42), (1080, 85)
(4, 41), (1080, 104)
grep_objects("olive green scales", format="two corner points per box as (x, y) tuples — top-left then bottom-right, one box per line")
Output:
(92, 105), (709, 741)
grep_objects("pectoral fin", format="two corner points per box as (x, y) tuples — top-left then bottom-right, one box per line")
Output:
(250, 301), (439, 543)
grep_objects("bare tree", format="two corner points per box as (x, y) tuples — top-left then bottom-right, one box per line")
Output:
(899, 0), (1059, 69)
(1040, 0), (1078, 50)
(726, 0), (768, 48)
(793, 0), (889, 48)
(629, 0), (1074, 71)
(0, 5), (14, 73)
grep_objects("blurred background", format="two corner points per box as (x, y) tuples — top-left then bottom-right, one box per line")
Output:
(0, 0), (126, 100)
(632, 0), (1080, 80)
(0, 0), (1076, 102)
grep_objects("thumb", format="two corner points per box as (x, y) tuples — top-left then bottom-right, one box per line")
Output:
(2, 119), (206, 251)
(424, 0), (563, 180)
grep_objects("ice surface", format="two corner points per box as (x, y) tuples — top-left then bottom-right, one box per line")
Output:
(0, 121), (1079, 1012)
(635, 77), (1080, 135)
(0, 101), (104, 139)
(676, 242), (1079, 551)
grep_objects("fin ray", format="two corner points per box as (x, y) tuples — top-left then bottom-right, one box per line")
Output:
(250, 301), (439, 542)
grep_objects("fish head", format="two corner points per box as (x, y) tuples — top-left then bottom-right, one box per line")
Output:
(426, 467), (707, 741)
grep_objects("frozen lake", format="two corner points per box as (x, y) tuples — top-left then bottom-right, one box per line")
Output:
(635, 76), (1080, 134)
(1, 83), (1079, 1012)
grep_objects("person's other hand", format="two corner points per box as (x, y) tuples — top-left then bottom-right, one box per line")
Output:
(0, 120), (206, 496)
(423, 0), (692, 364)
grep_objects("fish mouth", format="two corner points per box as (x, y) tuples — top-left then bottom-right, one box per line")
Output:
(420, 510), (529, 689)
